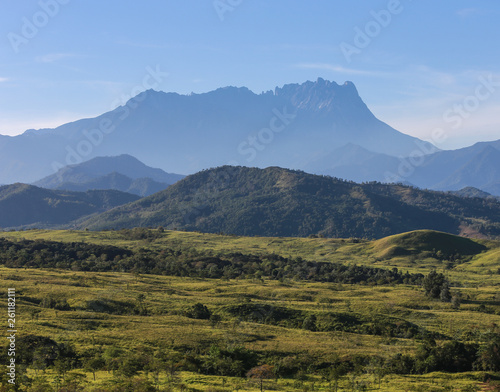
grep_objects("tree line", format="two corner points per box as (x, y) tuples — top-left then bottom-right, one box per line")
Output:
(0, 237), (424, 286)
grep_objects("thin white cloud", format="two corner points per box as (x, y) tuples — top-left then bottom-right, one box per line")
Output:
(380, 104), (500, 150)
(456, 8), (480, 18)
(260, 43), (341, 53)
(294, 63), (385, 76)
(0, 112), (96, 136)
(115, 40), (182, 50)
(0, 77), (8, 83)
(35, 53), (80, 63)
(408, 65), (457, 88)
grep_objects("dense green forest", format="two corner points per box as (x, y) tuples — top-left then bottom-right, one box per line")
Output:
(0, 236), (425, 285)
(80, 166), (500, 239)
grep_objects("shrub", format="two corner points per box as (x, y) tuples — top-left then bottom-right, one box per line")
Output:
(186, 303), (212, 319)
(423, 270), (451, 301)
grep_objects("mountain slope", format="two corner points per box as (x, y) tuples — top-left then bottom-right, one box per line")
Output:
(319, 140), (500, 195)
(34, 154), (184, 188)
(80, 166), (500, 239)
(0, 184), (140, 229)
(0, 79), (435, 183)
(47, 172), (169, 197)
(450, 187), (496, 199)
(429, 145), (500, 191)
(304, 143), (401, 183)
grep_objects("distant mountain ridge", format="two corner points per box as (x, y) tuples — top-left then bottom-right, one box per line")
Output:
(0, 78), (435, 184)
(3, 77), (498, 195)
(315, 140), (500, 195)
(34, 154), (184, 196)
(79, 166), (500, 239)
(48, 172), (169, 197)
(0, 183), (139, 230)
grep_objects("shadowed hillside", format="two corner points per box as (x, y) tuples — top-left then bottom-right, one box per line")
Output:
(0, 184), (139, 229)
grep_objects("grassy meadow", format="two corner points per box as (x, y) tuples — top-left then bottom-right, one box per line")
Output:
(1, 228), (500, 391)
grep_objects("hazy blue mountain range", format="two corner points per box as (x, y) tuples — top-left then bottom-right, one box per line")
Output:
(0, 78), (435, 184)
(311, 140), (500, 195)
(40, 172), (169, 198)
(78, 166), (500, 239)
(0, 183), (139, 230)
(33, 154), (184, 196)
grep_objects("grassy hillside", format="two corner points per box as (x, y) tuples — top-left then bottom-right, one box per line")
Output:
(4, 228), (498, 282)
(79, 166), (500, 239)
(2, 228), (500, 391)
(0, 268), (497, 391)
(372, 231), (487, 260)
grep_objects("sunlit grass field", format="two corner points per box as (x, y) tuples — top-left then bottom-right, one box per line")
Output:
(1, 228), (499, 391)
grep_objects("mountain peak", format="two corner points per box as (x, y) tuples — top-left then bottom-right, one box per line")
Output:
(0, 78), (437, 183)
(274, 78), (364, 112)
(342, 80), (358, 93)
(213, 85), (253, 94)
(126, 89), (173, 107)
(33, 154), (185, 189)
(450, 186), (493, 199)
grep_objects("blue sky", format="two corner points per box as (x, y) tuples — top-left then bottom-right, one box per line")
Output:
(0, 0), (499, 149)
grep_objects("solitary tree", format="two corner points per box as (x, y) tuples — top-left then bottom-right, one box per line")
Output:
(423, 270), (450, 300)
(326, 362), (349, 392)
(247, 364), (274, 392)
(84, 355), (105, 381)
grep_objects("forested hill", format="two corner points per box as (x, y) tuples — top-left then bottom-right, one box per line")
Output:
(80, 166), (500, 239)
(0, 183), (139, 229)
